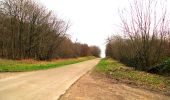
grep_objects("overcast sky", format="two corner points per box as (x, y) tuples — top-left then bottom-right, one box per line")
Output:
(38, 0), (169, 57)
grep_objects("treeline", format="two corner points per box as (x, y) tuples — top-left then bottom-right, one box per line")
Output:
(56, 37), (101, 58)
(106, 36), (170, 71)
(106, 0), (170, 71)
(0, 0), (101, 60)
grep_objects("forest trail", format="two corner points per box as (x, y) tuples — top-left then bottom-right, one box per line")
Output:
(0, 59), (100, 100)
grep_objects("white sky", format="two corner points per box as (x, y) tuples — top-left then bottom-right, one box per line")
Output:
(38, 0), (170, 57)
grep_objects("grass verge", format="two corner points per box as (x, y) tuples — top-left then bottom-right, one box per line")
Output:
(0, 56), (95, 72)
(95, 58), (170, 93)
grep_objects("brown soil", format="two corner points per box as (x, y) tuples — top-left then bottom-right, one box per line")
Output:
(60, 72), (170, 100)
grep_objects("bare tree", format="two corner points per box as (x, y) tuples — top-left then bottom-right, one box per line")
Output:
(0, 0), (69, 60)
(118, 0), (170, 70)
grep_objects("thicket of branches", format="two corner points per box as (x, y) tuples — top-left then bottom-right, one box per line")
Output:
(0, 0), (101, 60)
(106, 0), (170, 71)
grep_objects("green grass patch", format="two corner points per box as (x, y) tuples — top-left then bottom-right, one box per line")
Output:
(0, 56), (95, 72)
(95, 58), (170, 91)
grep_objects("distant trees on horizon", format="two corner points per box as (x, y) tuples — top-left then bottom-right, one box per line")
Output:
(55, 37), (101, 58)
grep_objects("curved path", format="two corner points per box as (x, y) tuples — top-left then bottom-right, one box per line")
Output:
(0, 59), (100, 100)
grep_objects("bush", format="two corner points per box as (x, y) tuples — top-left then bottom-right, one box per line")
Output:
(148, 58), (170, 76)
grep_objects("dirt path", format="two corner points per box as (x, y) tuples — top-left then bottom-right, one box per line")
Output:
(0, 72), (24, 79)
(60, 72), (170, 100)
(0, 59), (100, 100)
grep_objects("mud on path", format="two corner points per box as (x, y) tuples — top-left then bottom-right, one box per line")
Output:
(60, 72), (170, 100)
